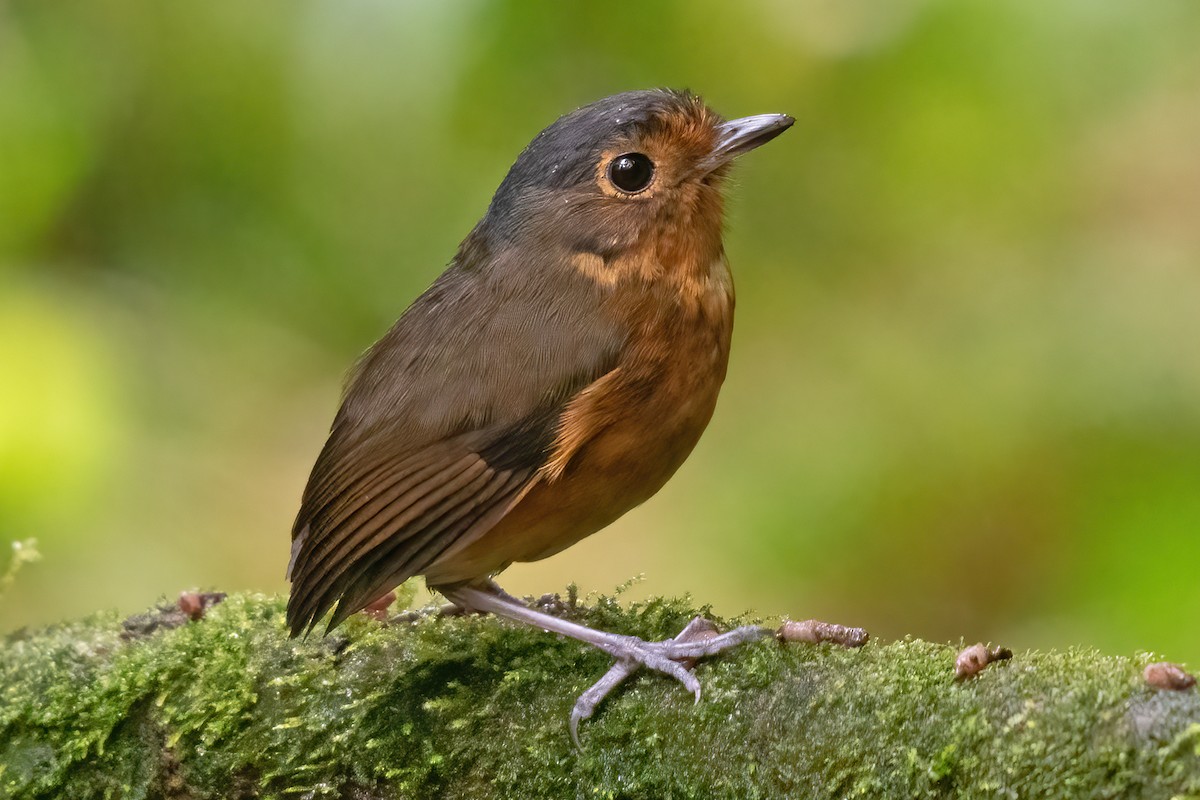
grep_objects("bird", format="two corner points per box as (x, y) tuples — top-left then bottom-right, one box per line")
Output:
(286, 88), (793, 741)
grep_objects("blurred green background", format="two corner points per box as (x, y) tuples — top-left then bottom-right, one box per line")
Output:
(2, 0), (1198, 663)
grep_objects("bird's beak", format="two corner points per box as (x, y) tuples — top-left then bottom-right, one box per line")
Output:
(703, 113), (794, 172)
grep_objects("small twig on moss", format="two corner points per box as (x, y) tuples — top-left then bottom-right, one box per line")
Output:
(954, 643), (1013, 680)
(0, 538), (40, 601)
(1145, 661), (1197, 691)
(777, 618), (869, 648)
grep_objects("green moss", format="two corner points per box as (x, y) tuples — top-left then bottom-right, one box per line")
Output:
(1, 592), (1198, 799)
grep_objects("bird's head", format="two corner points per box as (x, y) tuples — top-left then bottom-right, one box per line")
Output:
(471, 89), (793, 268)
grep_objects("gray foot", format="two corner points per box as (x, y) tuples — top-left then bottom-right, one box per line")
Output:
(569, 617), (767, 748)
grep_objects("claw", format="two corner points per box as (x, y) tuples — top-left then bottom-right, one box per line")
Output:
(570, 660), (635, 749)
(569, 617), (766, 749)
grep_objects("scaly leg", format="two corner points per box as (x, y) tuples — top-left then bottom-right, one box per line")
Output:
(437, 582), (768, 746)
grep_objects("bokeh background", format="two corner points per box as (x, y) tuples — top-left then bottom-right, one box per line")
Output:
(2, 1), (1198, 663)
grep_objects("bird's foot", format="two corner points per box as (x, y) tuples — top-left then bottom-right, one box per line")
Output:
(569, 617), (767, 748)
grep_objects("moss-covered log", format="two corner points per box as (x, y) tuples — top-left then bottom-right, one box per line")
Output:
(1, 592), (1198, 799)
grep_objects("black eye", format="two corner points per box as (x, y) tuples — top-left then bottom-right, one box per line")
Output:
(607, 153), (655, 193)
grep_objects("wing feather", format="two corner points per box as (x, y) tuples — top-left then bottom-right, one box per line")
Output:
(289, 450), (483, 595)
(287, 439), (472, 582)
(323, 471), (532, 631)
(286, 404), (564, 636)
(287, 243), (626, 636)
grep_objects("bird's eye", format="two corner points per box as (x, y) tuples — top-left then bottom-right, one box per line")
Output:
(606, 153), (655, 194)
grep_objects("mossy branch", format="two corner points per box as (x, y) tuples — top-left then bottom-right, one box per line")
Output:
(2, 593), (1199, 799)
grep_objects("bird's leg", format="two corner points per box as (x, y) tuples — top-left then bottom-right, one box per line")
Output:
(433, 579), (519, 617)
(479, 577), (524, 605)
(438, 583), (769, 745)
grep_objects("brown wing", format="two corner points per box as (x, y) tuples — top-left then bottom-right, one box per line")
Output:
(286, 405), (566, 636)
(286, 244), (623, 636)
